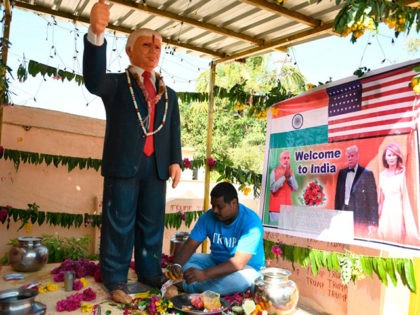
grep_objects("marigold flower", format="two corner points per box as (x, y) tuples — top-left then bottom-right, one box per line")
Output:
(80, 302), (93, 313)
(24, 222), (33, 233)
(80, 277), (89, 288)
(46, 282), (59, 292)
(38, 286), (48, 294)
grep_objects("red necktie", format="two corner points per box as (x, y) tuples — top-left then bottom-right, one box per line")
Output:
(142, 71), (156, 156)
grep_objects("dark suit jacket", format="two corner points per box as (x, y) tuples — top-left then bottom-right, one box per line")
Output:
(335, 165), (378, 227)
(83, 36), (182, 180)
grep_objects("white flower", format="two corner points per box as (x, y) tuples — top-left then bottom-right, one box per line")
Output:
(242, 299), (256, 315)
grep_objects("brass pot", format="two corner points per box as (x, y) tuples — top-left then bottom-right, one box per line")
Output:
(8, 237), (48, 272)
(254, 267), (299, 315)
(0, 288), (46, 314)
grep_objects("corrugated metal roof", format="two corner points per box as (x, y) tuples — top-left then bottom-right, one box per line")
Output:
(8, 0), (417, 66)
(9, 0), (346, 63)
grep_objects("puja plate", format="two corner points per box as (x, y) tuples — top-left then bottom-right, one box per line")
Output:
(170, 293), (229, 315)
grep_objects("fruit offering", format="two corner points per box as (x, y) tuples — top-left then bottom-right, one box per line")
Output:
(190, 294), (204, 309)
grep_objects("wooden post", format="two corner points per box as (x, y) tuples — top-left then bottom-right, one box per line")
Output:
(0, 0), (12, 107)
(1, 0), (12, 66)
(201, 61), (216, 253)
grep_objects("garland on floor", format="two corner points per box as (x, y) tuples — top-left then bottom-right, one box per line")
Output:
(0, 147), (262, 196)
(263, 239), (417, 293)
(0, 203), (204, 231)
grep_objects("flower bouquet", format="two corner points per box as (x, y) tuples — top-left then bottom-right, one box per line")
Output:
(300, 180), (326, 206)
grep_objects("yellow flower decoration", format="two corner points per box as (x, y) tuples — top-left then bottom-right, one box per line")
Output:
(38, 282), (58, 293)
(270, 106), (280, 118)
(46, 282), (58, 292)
(38, 286), (48, 294)
(410, 76), (420, 94)
(243, 186), (251, 196)
(81, 302), (93, 313)
(80, 277), (89, 288)
(24, 222), (32, 233)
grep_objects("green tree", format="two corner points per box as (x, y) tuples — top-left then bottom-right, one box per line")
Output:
(180, 53), (304, 176)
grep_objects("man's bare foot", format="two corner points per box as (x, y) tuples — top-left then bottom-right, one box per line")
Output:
(111, 289), (132, 304)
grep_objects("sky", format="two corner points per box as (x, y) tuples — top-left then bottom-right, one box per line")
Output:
(3, 7), (420, 120)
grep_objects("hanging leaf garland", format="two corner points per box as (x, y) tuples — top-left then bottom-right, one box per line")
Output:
(263, 239), (417, 293)
(24, 60), (84, 85)
(2, 148), (102, 172)
(1, 148), (262, 196)
(0, 204), (204, 231)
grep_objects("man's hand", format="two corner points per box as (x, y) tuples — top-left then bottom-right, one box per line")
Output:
(183, 267), (206, 284)
(284, 166), (291, 179)
(90, 0), (110, 35)
(165, 263), (183, 280)
(169, 164), (181, 188)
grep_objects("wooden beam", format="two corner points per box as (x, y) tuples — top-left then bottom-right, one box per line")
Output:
(214, 22), (335, 64)
(110, 0), (264, 45)
(239, 0), (321, 27)
(11, 1), (226, 58)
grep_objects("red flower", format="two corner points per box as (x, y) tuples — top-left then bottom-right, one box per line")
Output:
(302, 180), (325, 206)
(271, 244), (283, 257)
(73, 280), (83, 291)
(0, 145), (4, 158)
(0, 208), (8, 223)
(183, 158), (192, 169)
(207, 157), (216, 170)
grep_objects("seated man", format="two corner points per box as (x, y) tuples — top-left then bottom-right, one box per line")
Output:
(167, 182), (265, 295)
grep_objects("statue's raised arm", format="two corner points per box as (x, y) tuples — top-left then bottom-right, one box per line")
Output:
(90, 0), (110, 35)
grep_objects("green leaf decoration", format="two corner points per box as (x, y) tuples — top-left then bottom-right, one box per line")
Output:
(377, 258), (388, 286)
(309, 251), (319, 277)
(27, 60), (84, 86)
(262, 239), (417, 292)
(404, 259), (416, 293)
(386, 258), (397, 286)
(361, 255), (373, 278)
(37, 211), (46, 225)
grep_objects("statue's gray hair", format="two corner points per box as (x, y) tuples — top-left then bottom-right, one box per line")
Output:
(126, 28), (162, 52)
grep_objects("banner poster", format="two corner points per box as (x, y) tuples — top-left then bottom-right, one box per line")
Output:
(260, 59), (420, 249)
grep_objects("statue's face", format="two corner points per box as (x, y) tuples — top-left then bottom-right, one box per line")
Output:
(127, 35), (162, 71)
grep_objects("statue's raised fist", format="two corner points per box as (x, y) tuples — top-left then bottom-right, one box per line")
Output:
(90, 0), (110, 35)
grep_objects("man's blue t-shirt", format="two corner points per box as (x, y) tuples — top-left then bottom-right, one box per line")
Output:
(189, 203), (265, 271)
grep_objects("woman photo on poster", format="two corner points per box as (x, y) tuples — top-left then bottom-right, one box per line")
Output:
(377, 142), (419, 244)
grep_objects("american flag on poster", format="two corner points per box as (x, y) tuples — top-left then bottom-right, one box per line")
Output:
(327, 65), (419, 142)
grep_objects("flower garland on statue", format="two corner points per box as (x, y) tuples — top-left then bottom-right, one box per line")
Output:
(126, 66), (168, 137)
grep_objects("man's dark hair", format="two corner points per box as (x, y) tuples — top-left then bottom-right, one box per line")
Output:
(210, 182), (238, 203)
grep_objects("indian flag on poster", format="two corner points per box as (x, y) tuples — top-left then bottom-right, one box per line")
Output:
(268, 89), (329, 148)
